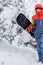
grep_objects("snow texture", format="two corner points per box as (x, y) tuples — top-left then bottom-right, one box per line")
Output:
(0, 40), (42, 65)
(0, 0), (43, 65)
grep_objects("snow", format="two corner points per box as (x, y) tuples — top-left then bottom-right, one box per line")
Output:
(0, 40), (42, 65)
(0, 0), (43, 65)
(1, 6), (17, 20)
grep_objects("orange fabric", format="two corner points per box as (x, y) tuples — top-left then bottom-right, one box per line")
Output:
(26, 24), (33, 32)
(32, 11), (43, 19)
(35, 4), (42, 10)
(32, 4), (43, 19)
(27, 4), (43, 33)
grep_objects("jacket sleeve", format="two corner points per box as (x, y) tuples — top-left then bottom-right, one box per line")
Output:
(31, 19), (36, 33)
(31, 19), (34, 25)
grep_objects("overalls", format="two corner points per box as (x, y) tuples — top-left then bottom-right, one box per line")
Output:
(34, 19), (43, 61)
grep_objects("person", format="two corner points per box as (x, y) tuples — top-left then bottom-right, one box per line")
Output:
(26, 4), (43, 63)
(32, 4), (43, 63)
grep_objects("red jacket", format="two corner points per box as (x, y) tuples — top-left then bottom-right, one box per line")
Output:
(32, 12), (43, 20)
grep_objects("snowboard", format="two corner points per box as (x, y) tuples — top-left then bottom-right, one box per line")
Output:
(16, 13), (34, 38)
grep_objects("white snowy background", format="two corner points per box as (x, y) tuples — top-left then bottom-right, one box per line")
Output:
(0, 0), (43, 65)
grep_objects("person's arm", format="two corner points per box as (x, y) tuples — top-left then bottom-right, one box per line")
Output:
(32, 19), (34, 25)
(31, 19), (36, 33)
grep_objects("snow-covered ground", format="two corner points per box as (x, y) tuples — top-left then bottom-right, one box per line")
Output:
(0, 0), (43, 65)
(0, 40), (43, 65)
(0, 40), (38, 65)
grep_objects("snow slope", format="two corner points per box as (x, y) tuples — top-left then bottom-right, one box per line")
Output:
(0, 0), (43, 65)
(0, 40), (42, 65)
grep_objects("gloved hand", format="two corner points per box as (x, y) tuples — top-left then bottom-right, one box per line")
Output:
(26, 24), (36, 38)
(26, 24), (33, 32)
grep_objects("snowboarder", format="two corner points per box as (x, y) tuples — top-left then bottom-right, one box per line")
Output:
(31, 4), (43, 63)
(16, 3), (43, 63)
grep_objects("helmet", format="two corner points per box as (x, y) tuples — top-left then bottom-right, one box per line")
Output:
(35, 4), (42, 10)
